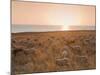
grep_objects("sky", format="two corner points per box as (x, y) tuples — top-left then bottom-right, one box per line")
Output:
(12, 1), (95, 26)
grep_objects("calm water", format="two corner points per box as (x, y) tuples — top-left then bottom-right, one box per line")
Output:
(12, 25), (95, 33)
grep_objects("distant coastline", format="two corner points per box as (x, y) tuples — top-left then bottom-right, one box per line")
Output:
(12, 25), (96, 33)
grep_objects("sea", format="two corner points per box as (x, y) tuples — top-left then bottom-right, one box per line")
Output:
(12, 25), (96, 33)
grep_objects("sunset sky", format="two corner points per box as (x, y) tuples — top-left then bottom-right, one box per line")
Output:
(12, 1), (95, 26)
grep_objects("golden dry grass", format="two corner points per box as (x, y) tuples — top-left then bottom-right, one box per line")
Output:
(11, 30), (96, 74)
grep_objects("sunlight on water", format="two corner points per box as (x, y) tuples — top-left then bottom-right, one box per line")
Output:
(61, 25), (69, 31)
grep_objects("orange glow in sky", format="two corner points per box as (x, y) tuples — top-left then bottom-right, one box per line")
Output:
(12, 1), (95, 31)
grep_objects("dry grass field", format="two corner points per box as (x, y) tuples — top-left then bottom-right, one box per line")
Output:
(11, 30), (96, 74)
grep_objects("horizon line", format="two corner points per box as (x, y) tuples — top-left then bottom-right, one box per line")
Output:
(12, 24), (96, 26)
